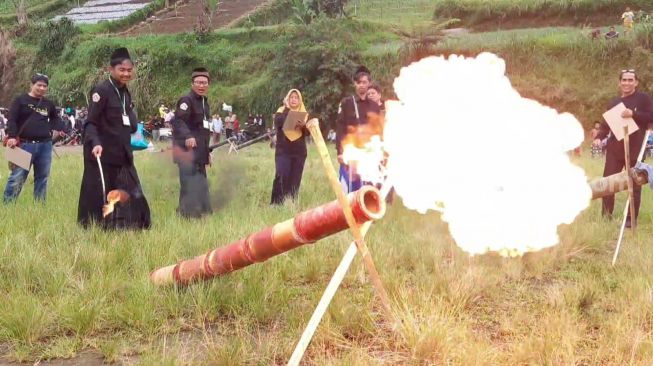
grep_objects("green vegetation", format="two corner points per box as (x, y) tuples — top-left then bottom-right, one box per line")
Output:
(0, 0), (76, 26)
(1, 144), (652, 364)
(3, 1), (653, 364)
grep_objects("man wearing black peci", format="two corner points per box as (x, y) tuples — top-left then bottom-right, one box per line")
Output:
(171, 68), (213, 218)
(594, 69), (653, 228)
(3, 74), (64, 203)
(77, 47), (151, 229)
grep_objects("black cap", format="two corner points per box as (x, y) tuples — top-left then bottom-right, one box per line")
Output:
(111, 47), (130, 60)
(192, 67), (210, 81)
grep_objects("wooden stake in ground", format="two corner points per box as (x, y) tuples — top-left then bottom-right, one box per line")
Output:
(287, 222), (372, 366)
(612, 129), (651, 266)
(623, 126), (636, 232)
(305, 119), (393, 319)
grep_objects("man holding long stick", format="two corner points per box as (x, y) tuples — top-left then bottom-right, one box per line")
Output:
(78, 47), (151, 229)
(594, 69), (653, 228)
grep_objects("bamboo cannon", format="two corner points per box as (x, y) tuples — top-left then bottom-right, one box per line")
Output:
(150, 186), (386, 285)
(589, 167), (649, 200)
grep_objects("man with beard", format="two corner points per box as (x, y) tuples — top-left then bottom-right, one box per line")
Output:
(78, 47), (151, 229)
(594, 69), (653, 228)
(172, 67), (213, 218)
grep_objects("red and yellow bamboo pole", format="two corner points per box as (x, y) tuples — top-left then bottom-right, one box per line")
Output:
(150, 186), (386, 286)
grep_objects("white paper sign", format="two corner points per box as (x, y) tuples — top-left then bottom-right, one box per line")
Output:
(602, 102), (639, 141)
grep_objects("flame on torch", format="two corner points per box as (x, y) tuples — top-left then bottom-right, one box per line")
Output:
(102, 189), (130, 218)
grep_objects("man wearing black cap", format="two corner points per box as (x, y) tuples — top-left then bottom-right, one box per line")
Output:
(171, 67), (213, 218)
(335, 65), (380, 193)
(77, 47), (151, 229)
(3, 74), (63, 203)
(593, 69), (653, 228)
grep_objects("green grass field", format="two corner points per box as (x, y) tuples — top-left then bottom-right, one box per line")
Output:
(1, 142), (652, 364)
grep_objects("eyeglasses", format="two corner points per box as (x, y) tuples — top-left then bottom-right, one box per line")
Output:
(621, 69), (636, 73)
(35, 73), (49, 79)
(193, 81), (209, 86)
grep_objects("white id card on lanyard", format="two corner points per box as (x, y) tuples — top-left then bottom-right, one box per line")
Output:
(203, 120), (210, 129)
(201, 99), (210, 129)
(122, 115), (131, 126)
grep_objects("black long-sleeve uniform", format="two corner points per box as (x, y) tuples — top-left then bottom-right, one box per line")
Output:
(335, 94), (380, 156)
(171, 90), (212, 218)
(6, 94), (62, 141)
(172, 90), (211, 165)
(78, 77), (150, 229)
(596, 91), (653, 220)
(83, 77), (139, 165)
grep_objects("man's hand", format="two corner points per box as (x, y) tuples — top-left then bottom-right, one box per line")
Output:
(185, 137), (197, 149)
(622, 108), (634, 118)
(208, 152), (214, 167)
(5, 138), (17, 148)
(92, 145), (103, 158)
(337, 155), (344, 165)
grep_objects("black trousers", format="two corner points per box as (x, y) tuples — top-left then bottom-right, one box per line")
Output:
(178, 162), (212, 218)
(271, 153), (306, 205)
(602, 151), (641, 221)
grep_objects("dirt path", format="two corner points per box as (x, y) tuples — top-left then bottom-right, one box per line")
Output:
(123, 0), (268, 36)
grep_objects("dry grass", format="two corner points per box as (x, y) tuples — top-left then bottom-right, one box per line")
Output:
(0, 144), (652, 365)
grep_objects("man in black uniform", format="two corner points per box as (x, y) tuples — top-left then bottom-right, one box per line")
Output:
(78, 47), (151, 229)
(335, 65), (381, 193)
(3, 74), (64, 203)
(172, 68), (213, 218)
(593, 69), (653, 227)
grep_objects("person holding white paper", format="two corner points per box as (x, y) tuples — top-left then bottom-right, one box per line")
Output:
(3, 74), (63, 203)
(270, 89), (310, 205)
(594, 69), (653, 227)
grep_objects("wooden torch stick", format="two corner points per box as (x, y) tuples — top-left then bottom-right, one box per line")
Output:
(623, 126), (636, 232)
(612, 129), (650, 266)
(305, 118), (393, 320)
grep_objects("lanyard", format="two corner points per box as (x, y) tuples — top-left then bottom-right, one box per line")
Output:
(201, 97), (208, 120)
(108, 78), (127, 116)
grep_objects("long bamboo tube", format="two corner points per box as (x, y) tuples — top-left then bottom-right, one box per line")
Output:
(150, 186), (386, 285)
(589, 168), (649, 200)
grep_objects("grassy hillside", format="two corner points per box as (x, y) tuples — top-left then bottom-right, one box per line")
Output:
(7, 17), (653, 130)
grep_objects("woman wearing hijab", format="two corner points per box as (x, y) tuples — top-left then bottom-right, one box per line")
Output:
(270, 89), (310, 204)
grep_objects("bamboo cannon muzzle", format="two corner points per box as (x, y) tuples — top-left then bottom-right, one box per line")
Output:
(150, 186), (386, 286)
(589, 168), (649, 200)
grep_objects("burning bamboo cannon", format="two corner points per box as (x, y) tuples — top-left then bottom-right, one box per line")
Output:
(150, 186), (386, 286)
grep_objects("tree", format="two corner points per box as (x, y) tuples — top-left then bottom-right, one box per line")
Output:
(393, 19), (458, 63)
(0, 29), (17, 106)
(10, 0), (28, 26)
(291, 0), (348, 25)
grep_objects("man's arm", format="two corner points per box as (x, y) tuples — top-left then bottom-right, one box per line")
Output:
(84, 87), (106, 149)
(6, 97), (21, 138)
(633, 94), (653, 128)
(335, 99), (347, 156)
(172, 97), (192, 141)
